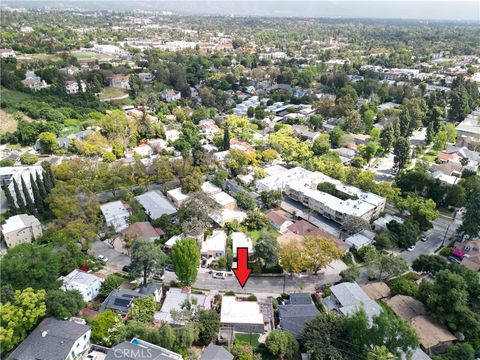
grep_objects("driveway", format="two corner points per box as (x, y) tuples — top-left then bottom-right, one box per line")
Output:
(91, 239), (130, 274)
(371, 152), (395, 181)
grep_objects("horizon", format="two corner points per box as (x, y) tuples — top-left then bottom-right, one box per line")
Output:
(2, 0), (480, 22)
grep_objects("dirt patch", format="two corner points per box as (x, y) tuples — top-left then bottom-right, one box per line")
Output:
(0, 110), (18, 134)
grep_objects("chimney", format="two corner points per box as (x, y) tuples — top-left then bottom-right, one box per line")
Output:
(42, 331), (48, 337)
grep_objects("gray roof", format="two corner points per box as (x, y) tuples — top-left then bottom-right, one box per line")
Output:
(278, 294), (319, 339)
(135, 190), (177, 219)
(200, 344), (234, 360)
(106, 339), (182, 360)
(8, 318), (91, 360)
(138, 283), (162, 295)
(99, 289), (144, 315)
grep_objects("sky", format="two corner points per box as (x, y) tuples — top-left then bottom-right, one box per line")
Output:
(4, 0), (480, 21)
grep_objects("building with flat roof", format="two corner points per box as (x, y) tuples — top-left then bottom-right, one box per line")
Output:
(136, 190), (177, 219)
(211, 191), (237, 210)
(59, 269), (104, 302)
(220, 296), (265, 333)
(107, 338), (182, 360)
(456, 108), (480, 137)
(0, 165), (43, 213)
(100, 201), (130, 232)
(201, 230), (227, 260)
(166, 187), (191, 208)
(1, 214), (42, 248)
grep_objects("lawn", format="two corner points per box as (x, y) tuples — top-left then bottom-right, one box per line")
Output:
(0, 87), (34, 112)
(71, 51), (103, 60)
(99, 87), (128, 100)
(247, 225), (280, 244)
(235, 333), (260, 347)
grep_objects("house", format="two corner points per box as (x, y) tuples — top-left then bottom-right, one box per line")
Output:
(100, 201), (130, 232)
(166, 187), (190, 208)
(266, 209), (293, 233)
(110, 75), (130, 89)
(0, 165), (43, 212)
(386, 295), (456, 355)
(8, 318), (91, 360)
(292, 125), (319, 142)
(161, 89), (181, 102)
(59, 269), (104, 302)
(453, 239), (480, 271)
(132, 143), (153, 157)
(372, 214), (404, 232)
(201, 230), (227, 260)
(361, 282), (391, 300)
(100, 285), (161, 317)
(138, 72), (153, 83)
(287, 220), (350, 252)
(106, 338), (182, 360)
(22, 71), (49, 91)
(65, 80), (86, 94)
(59, 65), (80, 77)
(211, 208), (247, 227)
(456, 108), (480, 138)
(200, 344), (234, 360)
(278, 293), (320, 339)
(155, 287), (211, 324)
(211, 191), (237, 210)
(201, 181), (222, 196)
(231, 232), (254, 258)
(345, 230), (375, 249)
(220, 296), (265, 333)
(0, 48), (16, 58)
(323, 282), (382, 322)
(136, 190), (177, 219)
(1, 214), (42, 248)
(121, 222), (165, 242)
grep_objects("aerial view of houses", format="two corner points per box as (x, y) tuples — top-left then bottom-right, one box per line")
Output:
(0, 1), (479, 360)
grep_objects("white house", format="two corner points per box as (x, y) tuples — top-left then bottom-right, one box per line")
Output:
(100, 201), (130, 232)
(201, 230), (227, 260)
(132, 143), (153, 157)
(220, 296), (264, 333)
(266, 209), (293, 233)
(0, 48), (16, 58)
(110, 75), (130, 89)
(59, 269), (104, 302)
(231, 232), (254, 258)
(161, 89), (181, 102)
(1, 214), (42, 248)
(165, 129), (180, 142)
(167, 187), (191, 208)
(65, 80), (86, 94)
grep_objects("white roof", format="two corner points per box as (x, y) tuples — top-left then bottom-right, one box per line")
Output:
(220, 296), (264, 325)
(373, 214), (404, 228)
(231, 232), (253, 254)
(100, 201), (130, 232)
(201, 230), (227, 254)
(431, 171), (457, 185)
(211, 191), (236, 207)
(345, 233), (374, 249)
(167, 187), (190, 204)
(60, 269), (103, 288)
(201, 181), (222, 195)
(210, 209), (247, 226)
(136, 190), (176, 219)
(1, 214), (40, 234)
(165, 234), (184, 248)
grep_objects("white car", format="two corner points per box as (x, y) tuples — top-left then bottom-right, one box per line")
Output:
(98, 255), (108, 262)
(212, 271), (226, 279)
(407, 245), (416, 252)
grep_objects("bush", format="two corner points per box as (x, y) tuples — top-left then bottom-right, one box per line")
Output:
(19, 153), (39, 165)
(247, 295), (257, 301)
(225, 291), (235, 296)
(389, 277), (419, 296)
(0, 159), (14, 167)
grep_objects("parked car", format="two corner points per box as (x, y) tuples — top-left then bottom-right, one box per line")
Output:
(212, 271), (226, 279)
(448, 255), (461, 264)
(98, 255), (108, 262)
(407, 245), (416, 252)
(122, 265), (131, 273)
(276, 297), (287, 305)
(164, 264), (175, 272)
(152, 273), (165, 281)
(421, 235), (428, 242)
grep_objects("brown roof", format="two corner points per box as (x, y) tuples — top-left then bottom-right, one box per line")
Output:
(437, 152), (459, 162)
(454, 240), (480, 271)
(430, 161), (462, 176)
(287, 220), (350, 252)
(121, 222), (163, 239)
(361, 282), (391, 300)
(410, 315), (456, 350)
(386, 295), (426, 321)
(276, 231), (304, 246)
(265, 209), (291, 227)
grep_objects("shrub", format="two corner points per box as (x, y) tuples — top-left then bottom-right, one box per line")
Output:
(19, 153), (39, 165)
(247, 295), (257, 301)
(389, 277), (419, 297)
(225, 291), (235, 296)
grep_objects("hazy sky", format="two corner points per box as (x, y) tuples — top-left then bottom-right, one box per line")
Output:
(4, 1), (480, 21)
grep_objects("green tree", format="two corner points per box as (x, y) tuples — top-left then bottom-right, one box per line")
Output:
(340, 266), (360, 282)
(265, 329), (299, 359)
(260, 190), (282, 209)
(312, 134), (331, 156)
(1, 244), (61, 290)
(1, 181), (17, 215)
(459, 188), (480, 238)
(29, 173), (44, 214)
(341, 215), (369, 235)
(181, 168), (203, 193)
(99, 110), (130, 140)
(363, 110), (375, 132)
(442, 343), (475, 360)
(46, 289), (85, 319)
(38, 132), (58, 153)
(303, 236), (344, 274)
(20, 176), (35, 214)
(367, 346), (395, 360)
(158, 323), (176, 350)
(448, 85), (470, 121)
(309, 114), (324, 131)
(99, 274), (124, 299)
(198, 309), (220, 345)
(12, 178), (26, 213)
(242, 210), (268, 230)
(0, 288), (47, 353)
(232, 342), (255, 360)
(171, 237), (200, 286)
(380, 123), (395, 153)
(130, 240), (166, 287)
(393, 137), (410, 171)
(129, 296), (156, 323)
(254, 231), (281, 268)
(412, 255), (448, 274)
(91, 310), (126, 347)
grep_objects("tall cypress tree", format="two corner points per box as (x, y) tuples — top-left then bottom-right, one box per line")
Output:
(1, 181), (17, 215)
(30, 173), (44, 214)
(36, 171), (47, 199)
(47, 166), (55, 187)
(12, 179), (26, 213)
(223, 126), (230, 151)
(21, 177), (35, 214)
(42, 169), (53, 193)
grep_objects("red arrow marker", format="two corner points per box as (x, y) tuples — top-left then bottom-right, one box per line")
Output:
(233, 247), (252, 288)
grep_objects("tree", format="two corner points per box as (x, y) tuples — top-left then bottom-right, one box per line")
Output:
(389, 277), (418, 297)
(393, 137), (410, 171)
(91, 310), (126, 347)
(442, 343), (476, 360)
(30, 173), (44, 214)
(1, 181), (17, 215)
(459, 188), (480, 238)
(38, 132), (58, 153)
(130, 240), (166, 287)
(181, 168), (203, 193)
(340, 266), (360, 282)
(198, 309), (220, 345)
(242, 210), (268, 230)
(46, 289), (85, 319)
(180, 193), (220, 237)
(99, 274), (124, 299)
(99, 110), (130, 140)
(448, 85), (470, 121)
(367, 346), (395, 360)
(0, 288), (47, 353)
(232, 342), (255, 360)
(303, 236), (344, 274)
(309, 114), (324, 131)
(363, 110), (375, 132)
(265, 329), (299, 359)
(279, 241), (306, 274)
(312, 134), (331, 156)
(21, 176), (35, 214)
(412, 255), (448, 274)
(12, 178), (26, 213)
(260, 190), (282, 209)
(1, 244), (61, 290)
(129, 295), (156, 323)
(158, 323), (176, 350)
(397, 195), (438, 230)
(254, 231), (281, 268)
(171, 237), (200, 286)
(341, 215), (369, 235)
